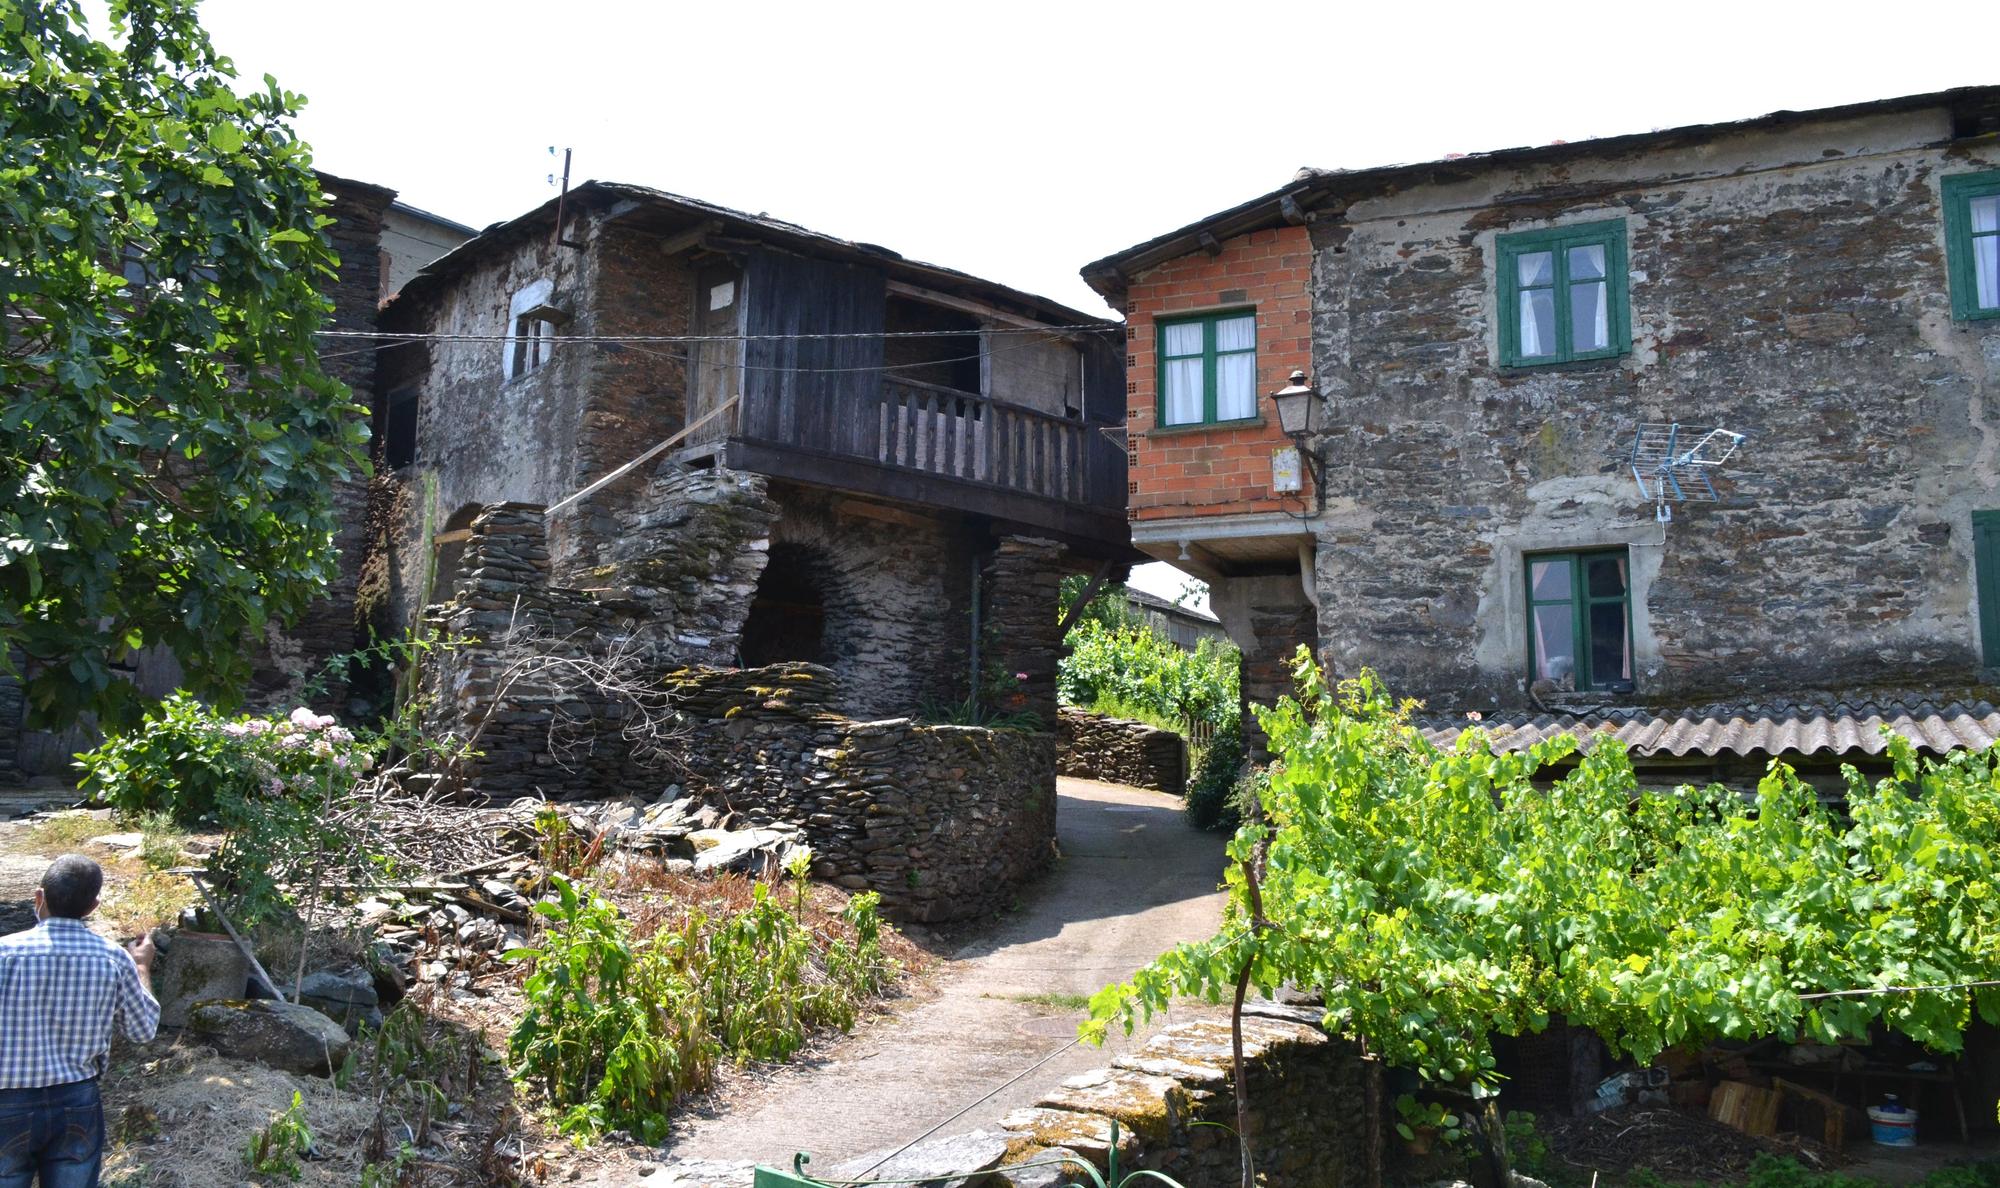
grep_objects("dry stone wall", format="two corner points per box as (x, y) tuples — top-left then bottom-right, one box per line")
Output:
(1056, 708), (1186, 795)
(999, 1003), (1371, 1188)
(666, 663), (1057, 923)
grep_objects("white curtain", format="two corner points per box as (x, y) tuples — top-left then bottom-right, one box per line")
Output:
(1162, 322), (1204, 424)
(1516, 251), (1555, 357)
(1215, 316), (1255, 420)
(1976, 197), (2000, 309)
(1567, 244), (1608, 352)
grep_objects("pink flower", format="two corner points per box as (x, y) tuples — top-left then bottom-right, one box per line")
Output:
(288, 707), (337, 731)
(221, 723), (252, 739)
(278, 733), (310, 750)
(1014, 672), (1029, 682)
(325, 726), (354, 745)
(263, 777), (283, 796)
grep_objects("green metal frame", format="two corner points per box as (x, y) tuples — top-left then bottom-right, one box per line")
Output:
(1155, 308), (1258, 428)
(1942, 170), (2000, 322)
(1495, 219), (1631, 367)
(1973, 511), (2000, 666)
(1524, 548), (1633, 692)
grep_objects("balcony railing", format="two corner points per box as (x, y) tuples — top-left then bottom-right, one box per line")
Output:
(739, 378), (1125, 514)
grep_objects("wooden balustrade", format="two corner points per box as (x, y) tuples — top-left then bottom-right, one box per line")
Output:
(739, 378), (1124, 513)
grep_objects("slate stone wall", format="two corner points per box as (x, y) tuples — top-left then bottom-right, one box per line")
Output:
(1056, 708), (1186, 795)
(1300, 108), (2000, 709)
(984, 537), (1066, 726)
(666, 664), (1057, 923)
(1001, 1004), (1371, 1188)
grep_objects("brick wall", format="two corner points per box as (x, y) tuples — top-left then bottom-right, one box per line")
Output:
(1124, 225), (1314, 521)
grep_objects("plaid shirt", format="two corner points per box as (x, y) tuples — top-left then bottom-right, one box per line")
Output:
(0, 917), (159, 1088)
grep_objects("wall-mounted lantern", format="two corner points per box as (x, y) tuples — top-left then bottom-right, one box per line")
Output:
(1269, 369), (1327, 512)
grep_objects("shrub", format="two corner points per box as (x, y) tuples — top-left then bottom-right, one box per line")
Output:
(1059, 621), (1239, 730)
(1184, 713), (1245, 832)
(77, 692), (375, 825)
(505, 873), (889, 1144)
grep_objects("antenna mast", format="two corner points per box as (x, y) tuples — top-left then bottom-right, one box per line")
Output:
(1628, 422), (1745, 523)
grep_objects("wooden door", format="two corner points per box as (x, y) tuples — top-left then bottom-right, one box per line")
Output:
(688, 265), (743, 445)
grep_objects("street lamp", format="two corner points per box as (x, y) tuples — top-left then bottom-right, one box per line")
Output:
(1269, 369), (1326, 511)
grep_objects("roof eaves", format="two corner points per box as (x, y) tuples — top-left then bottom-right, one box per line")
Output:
(1082, 85), (2000, 297)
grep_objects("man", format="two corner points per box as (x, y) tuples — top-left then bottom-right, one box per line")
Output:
(0, 855), (159, 1187)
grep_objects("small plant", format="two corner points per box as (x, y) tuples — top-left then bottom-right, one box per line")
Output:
(1392, 1094), (1463, 1152)
(1502, 1110), (1549, 1177)
(1183, 714), (1245, 832)
(135, 811), (185, 871)
(244, 1091), (313, 1180)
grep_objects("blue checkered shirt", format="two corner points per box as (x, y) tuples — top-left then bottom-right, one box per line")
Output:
(0, 917), (159, 1088)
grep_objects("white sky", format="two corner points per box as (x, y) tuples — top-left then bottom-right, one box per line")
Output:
(178, 0), (1985, 610)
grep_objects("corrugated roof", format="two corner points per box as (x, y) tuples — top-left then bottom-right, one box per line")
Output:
(1417, 698), (2000, 759)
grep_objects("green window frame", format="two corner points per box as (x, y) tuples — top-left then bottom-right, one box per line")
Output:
(1974, 511), (2000, 666)
(1495, 219), (1631, 367)
(1525, 548), (1633, 693)
(1156, 309), (1258, 427)
(1943, 170), (2000, 321)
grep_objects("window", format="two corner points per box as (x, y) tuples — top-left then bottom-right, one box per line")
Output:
(1496, 220), (1630, 366)
(1526, 548), (1632, 692)
(1943, 170), (2000, 321)
(504, 279), (559, 380)
(1974, 512), (2000, 665)
(1157, 310), (1257, 427)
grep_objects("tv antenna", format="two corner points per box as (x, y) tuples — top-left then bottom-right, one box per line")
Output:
(1629, 422), (1744, 523)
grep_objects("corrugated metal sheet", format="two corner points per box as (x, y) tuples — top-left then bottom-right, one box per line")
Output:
(1417, 699), (2000, 759)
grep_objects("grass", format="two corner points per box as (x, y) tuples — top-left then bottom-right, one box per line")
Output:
(23, 811), (113, 852)
(990, 991), (1091, 1011)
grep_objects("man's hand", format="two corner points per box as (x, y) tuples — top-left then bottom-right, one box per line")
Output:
(126, 933), (155, 972)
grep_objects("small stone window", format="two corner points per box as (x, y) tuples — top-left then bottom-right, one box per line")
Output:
(1525, 548), (1632, 693)
(1495, 220), (1630, 366)
(1943, 170), (2000, 321)
(504, 279), (562, 380)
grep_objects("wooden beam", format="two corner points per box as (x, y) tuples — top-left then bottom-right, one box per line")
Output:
(884, 279), (1068, 332)
(1055, 557), (1118, 639)
(1197, 231), (1224, 256)
(546, 396), (739, 514)
(431, 528), (472, 546)
(654, 219), (724, 257)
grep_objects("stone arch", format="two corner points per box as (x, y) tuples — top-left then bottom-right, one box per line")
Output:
(432, 504), (482, 602)
(738, 541), (837, 668)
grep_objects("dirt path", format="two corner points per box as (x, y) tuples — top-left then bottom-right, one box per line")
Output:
(657, 776), (1228, 1171)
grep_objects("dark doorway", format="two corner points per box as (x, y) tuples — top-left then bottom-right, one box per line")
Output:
(739, 543), (829, 667)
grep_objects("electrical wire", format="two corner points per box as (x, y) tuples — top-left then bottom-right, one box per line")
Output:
(315, 324), (1119, 344)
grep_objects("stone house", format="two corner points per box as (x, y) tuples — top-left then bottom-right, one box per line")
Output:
(1084, 86), (2000, 782)
(370, 182), (1131, 783)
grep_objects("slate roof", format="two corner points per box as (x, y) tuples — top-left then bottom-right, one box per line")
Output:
(1416, 698), (2000, 760)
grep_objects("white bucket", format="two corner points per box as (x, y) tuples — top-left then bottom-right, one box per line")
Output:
(1868, 1104), (1918, 1148)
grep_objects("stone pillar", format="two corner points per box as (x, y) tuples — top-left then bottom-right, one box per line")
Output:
(980, 536), (1065, 727)
(1210, 572), (1320, 763)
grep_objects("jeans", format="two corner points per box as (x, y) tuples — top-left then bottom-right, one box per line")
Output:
(0, 1079), (102, 1188)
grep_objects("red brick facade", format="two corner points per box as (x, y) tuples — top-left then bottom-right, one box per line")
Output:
(1124, 224), (1313, 521)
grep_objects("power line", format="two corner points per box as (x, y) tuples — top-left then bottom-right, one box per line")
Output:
(314, 325), (1120, 344)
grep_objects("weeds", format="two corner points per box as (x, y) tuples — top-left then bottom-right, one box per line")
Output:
(23, 812), (108, 851)
(243, 1091), (314, 1180)
(136, 811), (185, 870)
(504, 872), (889, 1144)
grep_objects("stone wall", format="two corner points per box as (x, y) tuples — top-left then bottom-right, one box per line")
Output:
(1000, 1003), (1371, 1188)
(667, 665), (1057, 923)
(1301, 105), (2000, 709)
(983, 537), (1067, 726)
(1057, 709), (1186, 795)
(420, 505), (1061, 922)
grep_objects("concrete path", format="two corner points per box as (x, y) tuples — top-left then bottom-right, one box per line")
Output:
(659, 776), (1228, 1169)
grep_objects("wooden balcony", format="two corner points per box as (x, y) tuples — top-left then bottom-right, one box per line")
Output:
(722, 378), (1132, 554)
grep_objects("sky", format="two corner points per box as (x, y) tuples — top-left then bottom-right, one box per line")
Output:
(179, 0), (1986, 608)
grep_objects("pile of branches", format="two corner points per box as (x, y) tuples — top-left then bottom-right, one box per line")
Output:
(1542, 1107), (1837, 1181)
